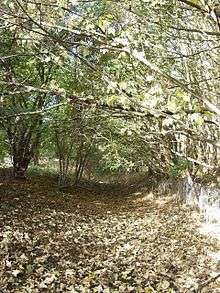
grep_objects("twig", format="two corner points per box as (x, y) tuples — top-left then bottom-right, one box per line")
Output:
(196, 273), (220, 292)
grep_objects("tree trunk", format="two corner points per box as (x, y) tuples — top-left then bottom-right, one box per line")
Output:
(13, 157), (30, 179)
(12, 136), (32, 179)
(11, 136), (32, 179)
(33, 148), (40, 165)
(7, 118), (43, 179)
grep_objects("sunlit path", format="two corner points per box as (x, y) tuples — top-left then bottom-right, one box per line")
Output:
(1, 179), (220, 292)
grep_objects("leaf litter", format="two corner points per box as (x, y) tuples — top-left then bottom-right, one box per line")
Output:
(0, 179), (220, 292)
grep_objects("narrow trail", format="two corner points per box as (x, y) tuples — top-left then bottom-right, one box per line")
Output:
(1, 179), (220, 292)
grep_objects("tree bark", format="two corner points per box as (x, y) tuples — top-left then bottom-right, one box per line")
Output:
(13, 157), (30, 179)
(5, 117), (43, 179)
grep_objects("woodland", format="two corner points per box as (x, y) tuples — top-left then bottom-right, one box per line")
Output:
(1, 0), (220, 292)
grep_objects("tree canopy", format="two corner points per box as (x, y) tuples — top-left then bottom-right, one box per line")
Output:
(0, 0), (220, 180)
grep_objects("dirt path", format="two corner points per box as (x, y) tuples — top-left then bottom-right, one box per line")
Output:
(1, 180), (220, 292)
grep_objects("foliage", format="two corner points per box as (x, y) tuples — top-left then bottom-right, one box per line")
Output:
(169, 159), (193, 178)
(0, 0), (220, 178)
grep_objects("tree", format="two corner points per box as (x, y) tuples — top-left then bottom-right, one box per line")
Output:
(0, 0), (219, 179)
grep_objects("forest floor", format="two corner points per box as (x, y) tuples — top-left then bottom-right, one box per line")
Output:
(1, 175), (220, 292)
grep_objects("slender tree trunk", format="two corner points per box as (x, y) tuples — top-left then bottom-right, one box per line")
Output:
(12, 137), (32, 179)
(33, 148), (40, 165)
(13, 156), (30, 179)
(6, 117), (43, 179)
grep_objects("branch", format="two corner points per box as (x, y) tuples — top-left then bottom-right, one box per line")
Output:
(168, 25), (220, 37)
(0, 81), (65, 96)
(122, 4), (220, 37)
(196, 273), (220, 292)
(0, 102), (67, 120)
(178, 0), (206, 13)
(125, 48), (220, 117)
(72, 97), (220, 149)
(172, 151), (216, 168)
